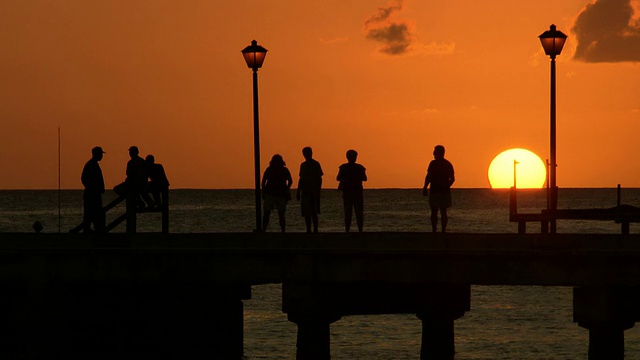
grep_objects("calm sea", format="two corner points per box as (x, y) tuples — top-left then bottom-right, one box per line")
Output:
(1, 188), (640, 359)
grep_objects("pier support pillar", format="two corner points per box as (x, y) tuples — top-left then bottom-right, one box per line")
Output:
(283, 283), (341, 360)
(417, 284), (470, 360)
(288, 314), (340, 360)
(283, 282), (470, 360)
(573, 286), (639, 360)
(418, 316), (455, 359)
(587, 324), (625, 359)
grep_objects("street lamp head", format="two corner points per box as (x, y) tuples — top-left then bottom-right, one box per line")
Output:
(539, 24), (567, 59)
(242, 40), (268, 70)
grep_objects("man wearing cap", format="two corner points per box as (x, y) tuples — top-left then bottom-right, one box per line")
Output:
(81, 146), (106, 233)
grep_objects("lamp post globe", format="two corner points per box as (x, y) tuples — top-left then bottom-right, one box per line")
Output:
(241, 40), (268, 231)
(539, 24), (567, 234)
(242, 40), (268, 70)
(539, 25), (567, 59)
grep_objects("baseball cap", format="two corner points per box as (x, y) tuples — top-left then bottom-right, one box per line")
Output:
(92, 146), (106, 155)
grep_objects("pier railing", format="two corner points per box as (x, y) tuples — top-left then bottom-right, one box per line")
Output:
(69, 189), (169, 234)
(509, 186), (640, 234)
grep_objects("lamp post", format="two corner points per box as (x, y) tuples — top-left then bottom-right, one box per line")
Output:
(539, 24), (567, 234)
(242, 40), (268, 232)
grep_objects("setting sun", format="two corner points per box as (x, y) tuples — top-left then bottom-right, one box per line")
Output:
(488, 149), (547, 189)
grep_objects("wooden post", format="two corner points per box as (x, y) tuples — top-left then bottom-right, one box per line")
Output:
(126, 194), (136, 234)
(621, 222), (629, 235)
(541, 219), (549, 234)
(509, 187), (517, 220)
(162, 189), (169, 233)
(518, 221), (526, 234)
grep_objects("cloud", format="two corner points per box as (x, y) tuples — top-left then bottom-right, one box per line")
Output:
(320, 36), (349, 45)
(412, 41), (456, 56)
(365, 0), (403, 27)
(364, 0), (414, 55)
(364, 0), (455, 56)
(366, 23), (413, 55)
(572, 0), (640, 62)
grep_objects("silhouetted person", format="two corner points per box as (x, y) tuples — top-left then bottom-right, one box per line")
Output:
(337, 149), (367, 232)
(296, 147), (323, 233)
(261, 154), (293, 232)
(126, 146), (154, 209)
(423, 145), (455, 232)
(81, 146), (106, 233)
(145, 154), (170, 209)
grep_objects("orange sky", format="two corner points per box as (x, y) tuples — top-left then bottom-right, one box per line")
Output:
(1, 0), (639, 189)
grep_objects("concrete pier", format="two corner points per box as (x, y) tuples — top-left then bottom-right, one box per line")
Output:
(283, 283), (341, 359)
(0, 280), (250, 359)
(416, 285), (470, 360)
(574, 286), (639, 360)
(1, 232), (640, 358)
(289, 313), (338, 360)
(283, 283), (470, 359)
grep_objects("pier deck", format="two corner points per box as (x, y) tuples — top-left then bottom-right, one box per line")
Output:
(1, 232), (639, 359)
(3, 232), (639, 285)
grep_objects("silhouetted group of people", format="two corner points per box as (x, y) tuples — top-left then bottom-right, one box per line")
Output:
(117, 146), (170, 211)
(261, 145), (454, 233)
(260, 147), (366, 233)
(81, 145), (170, 233)
(82, 144), (454, 234)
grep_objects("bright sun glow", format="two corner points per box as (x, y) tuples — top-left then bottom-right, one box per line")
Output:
(488, 148), (547, 189)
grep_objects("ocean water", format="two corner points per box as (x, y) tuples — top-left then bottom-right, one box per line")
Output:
(1, 188), (640, 359)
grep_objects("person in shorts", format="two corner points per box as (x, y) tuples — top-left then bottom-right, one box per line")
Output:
(423, 145), (455, 232)
(296, 147), (323, 233)
(261, 154), (293, 232)
(337, 149), (367, 232)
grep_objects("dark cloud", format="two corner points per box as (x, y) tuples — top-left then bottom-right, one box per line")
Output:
(573, 0), (640, 62)
(366, 23), (412, 55)
(365, 1), (402, 26)
(364, 0), (413, 55)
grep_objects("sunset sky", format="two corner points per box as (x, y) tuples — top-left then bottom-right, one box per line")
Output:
(1, 0), (639, 189)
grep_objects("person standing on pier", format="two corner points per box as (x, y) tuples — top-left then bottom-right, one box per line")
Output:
(337, 149), (367, 232)
(296, 147), (324, 233)
(81, 146), (106, 233)
(261, 154), (293, 232)
(423, 145), (455, 232)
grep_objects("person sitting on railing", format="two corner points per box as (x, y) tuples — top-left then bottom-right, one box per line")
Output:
(145, 154), (170, 209)
(124, 146), (155, 210)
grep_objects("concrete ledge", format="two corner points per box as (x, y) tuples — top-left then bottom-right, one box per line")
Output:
(1, 233), (640, 286)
